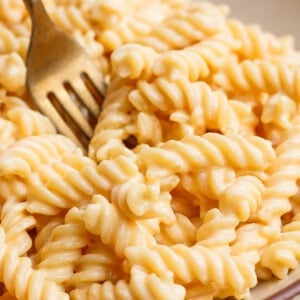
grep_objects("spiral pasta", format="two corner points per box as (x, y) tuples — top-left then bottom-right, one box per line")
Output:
(70, 266), (186, 300)
(0, 200), (36, 256)
(129, 79), (258, 135)
(214, 59), (300, 100)
(0, 53), (26, 94)
(137, 3), (228, 52)
(70, 241), (123, 288)
(155, 213), (197, 246)
(0, 0), (26, 23)
(153, 32), (239, 81)
(111, 44), (158, 80)
(36, 212), (89, 284)
(125, 244), (257, 298)
(49, 5), (90, 34)
(257, 126), (300, 225)
(227, 19), (294, 60)
(260, 213), (300, 279)
(137, 133), (275, 179)
(83, 195), (157, 257)
(1, 0), (300, 299)
(0, 228), (69, 300)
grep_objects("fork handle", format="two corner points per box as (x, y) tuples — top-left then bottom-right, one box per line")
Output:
(23, 0), (53, 29)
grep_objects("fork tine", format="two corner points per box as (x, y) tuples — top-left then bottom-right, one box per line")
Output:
(70, 77), (101, 117)
(40, 97), (86, 150)
(53, 88), (94, 138)
(82, 67), (106, 98)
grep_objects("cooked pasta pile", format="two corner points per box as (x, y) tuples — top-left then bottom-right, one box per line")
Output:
(0, 0), (300, 299)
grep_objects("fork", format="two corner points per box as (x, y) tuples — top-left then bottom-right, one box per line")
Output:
(23, 0), (105, 150)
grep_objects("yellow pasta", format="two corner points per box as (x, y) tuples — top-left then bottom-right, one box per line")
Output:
(83, 195), (157, 257)
(35, 209), (89, 284)
(137, 133), (275, 179)
(155, 213), (197, 246)
(0, 200), (35, 256)
(137, 2), (228, 52)
(214, 59), (300, 100)
(260, 213), (300, 279)
(111, 44), (158, 80)
(227, 19), (294, 60)
(70, 241), (123, 288)
(0, 228), (69, 300)
(153, 32), (239, 81)
(1, 0), (300, 299)
(125, 244), (257, 299)
(70, 266), (186, 300)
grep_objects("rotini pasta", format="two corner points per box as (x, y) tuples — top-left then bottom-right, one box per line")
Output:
(153, 32), (239, 81)
(137, 2), (227, 52)
(226, 19), (294, 60)
(83, 195), (157, 257)
(137, 133), (275, 179)
(35, 209), (89, 284)
(70, 266), (186, 300)
(0, 228), (69, 300)
(125, 244), (257, 298)
(214, 59), (300, 100)
(0, 0), (300, 299)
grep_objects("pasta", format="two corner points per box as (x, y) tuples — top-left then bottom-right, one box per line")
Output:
(0, 0), (300, 299)
(70, 266), (186, 300)
(125, 244), (257, 299)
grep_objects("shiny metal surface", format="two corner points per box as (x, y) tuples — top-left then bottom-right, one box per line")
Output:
(24, 0), (105, 150)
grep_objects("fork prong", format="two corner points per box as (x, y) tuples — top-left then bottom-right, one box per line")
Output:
(82, 67), (106, 98)
(40, 97), (86, 150)
(70, 77), (101, 117)
(53, 88), (94, 138)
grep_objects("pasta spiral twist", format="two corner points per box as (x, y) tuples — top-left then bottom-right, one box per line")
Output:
(0, 53), (26, 94)
(0, 178), (27, 204)
(0, 135), (81, 178)
(129, 79), (257, 134)
(0, 228), (69, 300)
(89, 82), (136, 161)
(0, 0), (26, 23)
(0, 200), (36, 256)
(153, 32), (239, 81)
(260, 213), (300, 279)
(50, 5), (90, 34)
(111, 181), (175, 223)
(83, 195), (157, 257)
(125, 244), (257, 298)
(227, 19), (294, 59)
(0, 24), (22, 55)
(70, 266), (186, 300)
(137, 4), (227, 52)
(181, 167), (236, 200)
(0, 0), (299, 298)
(27, 154), (97, 215)
(111, 44), (158, 80)
(214, 59), (300, 100)
(219, 175), (264, 222)
(137, 133), (275, 179)
(258, 127), (300, 224)
(0, 118), (16, 151)
(36, 218), (89, 284)
(260, 93), (297, 144)
(70, 241), (123, 288)
(155, 213), (197, 246)
(196, 208), (238, 250)
(6, 107), (56, 138)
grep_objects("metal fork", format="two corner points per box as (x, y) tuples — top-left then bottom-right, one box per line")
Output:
(23, 0), (105, 150)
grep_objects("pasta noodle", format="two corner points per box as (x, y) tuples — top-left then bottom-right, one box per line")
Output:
(0, 0), (300, 299)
